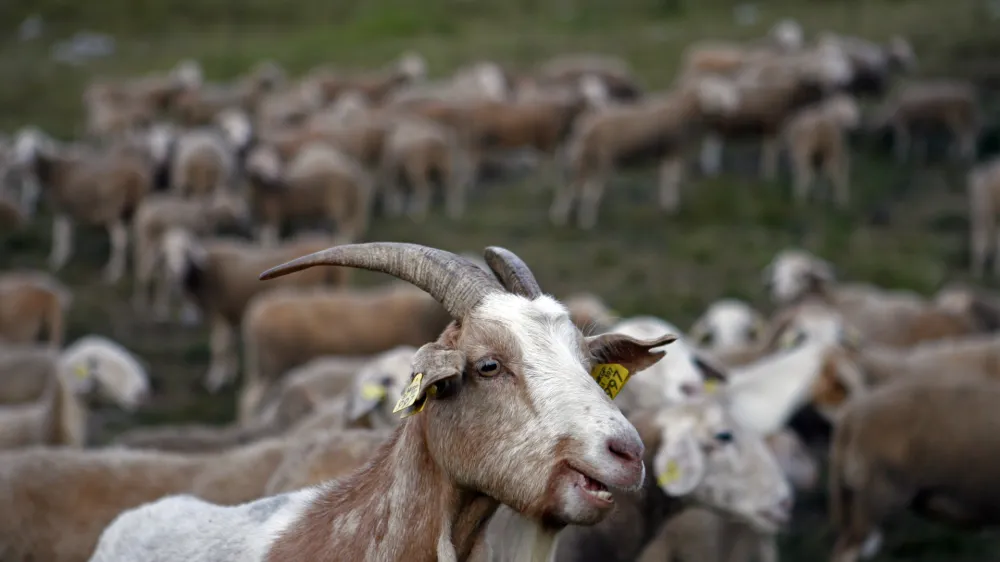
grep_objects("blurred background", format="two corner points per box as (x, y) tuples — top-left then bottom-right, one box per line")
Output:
(0, 0), (999, 560)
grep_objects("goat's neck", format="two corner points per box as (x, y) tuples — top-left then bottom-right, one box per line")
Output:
(268, 417), (499, 562)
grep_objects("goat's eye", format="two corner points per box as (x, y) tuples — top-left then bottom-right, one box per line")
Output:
(380, 376), (393, 387)
(475, 358), (500, 377)
(714, 431), (734, 444)
(698, 331), (715, 346)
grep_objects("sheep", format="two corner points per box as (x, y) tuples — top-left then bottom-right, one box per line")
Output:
(385, 61), (510, 106)
(89, 241), (676, 562)
(0, 436), (289, 562)
(818, 32), (917, 98)
(17, 129), (162, 283)
(255, 81), (326, 133)
(304, 51), (427, 105)
(782, 93), (861, 208)
(0, 335), (149, 449)
(172, 61), (286, 126)
(131, 190), (251, 320)
(563, 292), (619, 335)
(610, 316), (729, 414)
(871, 78), (980, 164)
(168, 126), (241, 197)
(378, 116), (473, 221)
(236, 282), (452, 422)
(828, 378), (1000, 562)
(550, 75), (741, 229)
(264, 427), (394, 494)
(160, 229), (349, 393)
(544, 398), (793, 562)
(83, 60), (201, 138)
(968, 157), (1000, 278)
(761, 249), (998, 346)
(245, 141), (374, 246)
(0, 270), (71, 348)
(534, 53), (643, 102)
(688, 298), (767, 354)
(697, 43), (854, 180)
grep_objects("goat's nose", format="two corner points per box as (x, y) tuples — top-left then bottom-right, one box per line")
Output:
(606, 435), (643, 465)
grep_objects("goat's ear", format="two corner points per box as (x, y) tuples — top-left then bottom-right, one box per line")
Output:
(347, 381), (388, 423)
(587, 332), (677, 375)
(393, 343), (465, 418)
(653, 426), (705, 497)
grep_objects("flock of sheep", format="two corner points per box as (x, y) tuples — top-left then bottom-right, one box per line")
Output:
(1, 14), (1000, 562)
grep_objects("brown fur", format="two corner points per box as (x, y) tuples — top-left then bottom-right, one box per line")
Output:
(0, 343), (60, 405)
(0, 197), (24, 229)
(0, 270), (70, 348)
(0, 439), (288, 562)
(264, 428), (393, 494)
(829, 379), (1000, 562)
(875, 79), (980, 165)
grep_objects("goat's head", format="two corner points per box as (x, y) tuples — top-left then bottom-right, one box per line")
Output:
(60, 336), (151, 412)
(260, 243), (675, 527)
(636, 397), (793, 534)
(689, 299), (767, 352)
(346, 345), (419, 429)
(762, 248), (836, 305)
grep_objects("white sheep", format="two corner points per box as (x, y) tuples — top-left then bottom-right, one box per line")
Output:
(688, 298), (767, 354)
(0, 336), (149, 449)
(168, 126), (240, 197)
(89, 242), (675, 562)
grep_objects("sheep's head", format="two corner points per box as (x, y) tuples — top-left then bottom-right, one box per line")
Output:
(346, 345), (419, 429)
(611, 316), (726, 409)
(762, 248), (836, 304)
(769, 18), (804, 52)
(171, 59), (203, 90)
(206, 190), (252, 230)
(689, 299), (767, 352)
(804, 40), (854, 91)
(473, 62), (510, 101)
(244, 144), (284, 188)
(60, 336), (151, 412)
(578, 74), (610, 108)
(636, 397), (793, 534)
(886, 35), (917, 72)
(397, 51), (428, 83)
(215, 109), (254, 150)
(13, 126), (56, 166)
(260, 243), (676, 527)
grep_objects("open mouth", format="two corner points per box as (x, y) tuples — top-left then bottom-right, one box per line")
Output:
(570, 466), (614, 506)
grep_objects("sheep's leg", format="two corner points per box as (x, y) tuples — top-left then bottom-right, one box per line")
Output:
(549, 174), (578, 227)
(760, 136), (780, 182)
(379, 160), (405, 218)
(577, 173), (608, 230)
(203, 319), (237, 394)
(657, 156), (683, 214)
(102, 219), (129, 284)
(407, 168), (433, 222)
(19, 175), (39, 217)
(828, 152), (850, 209)
(756, 535), (778, 562)
(955, 125), (977, 163)
(970, 221), (988, 278)
(132, 250), (156, 314)
(831, 477), (903, 562)
(700, 133), (724, 176)
(445, 161), (467, 221)
(792, 153), (814, 206)
(237, 379), (269, 425)
(178, 298), (202, 326)
(48, 214), (74, 272)
(893, 123), (910, 163)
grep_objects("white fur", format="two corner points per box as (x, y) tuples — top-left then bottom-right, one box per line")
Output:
(61, 336), (150, 411)
(700, 133), (724, 176)
(215, 109), (253, 149)
(691, 299), (764, 351)
(610, 316), (705, 409)
(398, 52), (428, 82)
(770, 19), (804, 51)
(762, 248), (836, 304)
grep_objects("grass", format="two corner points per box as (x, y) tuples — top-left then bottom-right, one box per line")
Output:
(1, 0), (999, 559)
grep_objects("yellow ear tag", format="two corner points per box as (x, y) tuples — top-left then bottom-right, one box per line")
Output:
(704, 380), (720, 394)
(657, 460), (682, 487)
(360, 384), (388, 401)
(73, 364), (89, 380)
(591, 363), (630, 400)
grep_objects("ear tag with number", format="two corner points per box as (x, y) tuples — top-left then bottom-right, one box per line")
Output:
(704, 379), (720, 395)
(591, 363), (631, 400)
(657, 460), (682, 487)
(360, 384), (388, 401)
(73, 364), (89, 380)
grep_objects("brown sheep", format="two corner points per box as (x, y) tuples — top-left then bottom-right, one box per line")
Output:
(0, 270), (71, 348)
(263, 428), (393, 494)
(303, 52), (426, 105)
(245, 141), (374, 247)
(236, 282), (451, 422)
(550, 76), (740, 229)
(783, 94), (861, 208)
(160, 229), (349, 393)
(534, 53), (643, 102)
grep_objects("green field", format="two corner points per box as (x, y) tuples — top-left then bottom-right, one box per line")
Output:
(1, 0), (998, 559)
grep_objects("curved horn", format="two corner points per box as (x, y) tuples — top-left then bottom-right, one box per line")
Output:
(260, 242), (503, 320)
(483, 246), (542, 299)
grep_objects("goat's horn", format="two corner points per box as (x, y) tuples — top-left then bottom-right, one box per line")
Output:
(484, 246), (542, 299)
(260, 242), (502, 320)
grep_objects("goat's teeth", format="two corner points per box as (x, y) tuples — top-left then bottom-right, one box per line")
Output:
(594, 490), (612, 501)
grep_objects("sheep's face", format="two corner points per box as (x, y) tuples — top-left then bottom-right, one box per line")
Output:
(171, 59), (203, 89)
(762, 249), (835, 304)
(145, 123), (175, 166)
(346, 346), (419, 429)
(421, 293), (670, 527)
(398, 52), (428, 82)
(245, 145), (284, 185)
(612, 317), (708, 405)
(216, 109), (253, 150)
(578, 75), (610, 108)
(692, 300), (765, 351)
(651, 398), (793, 534)
(474, 63), (509, 101)
(770, 19), (804, 52)
(809, 42), (854, 90)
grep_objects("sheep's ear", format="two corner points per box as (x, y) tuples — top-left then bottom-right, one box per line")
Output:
(393, 343), (465, 418)
(691, 351), (729, 394)
(654, 426), (705, 496)
(63, 360), (96, 395)
(347, 381), (389, 423)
